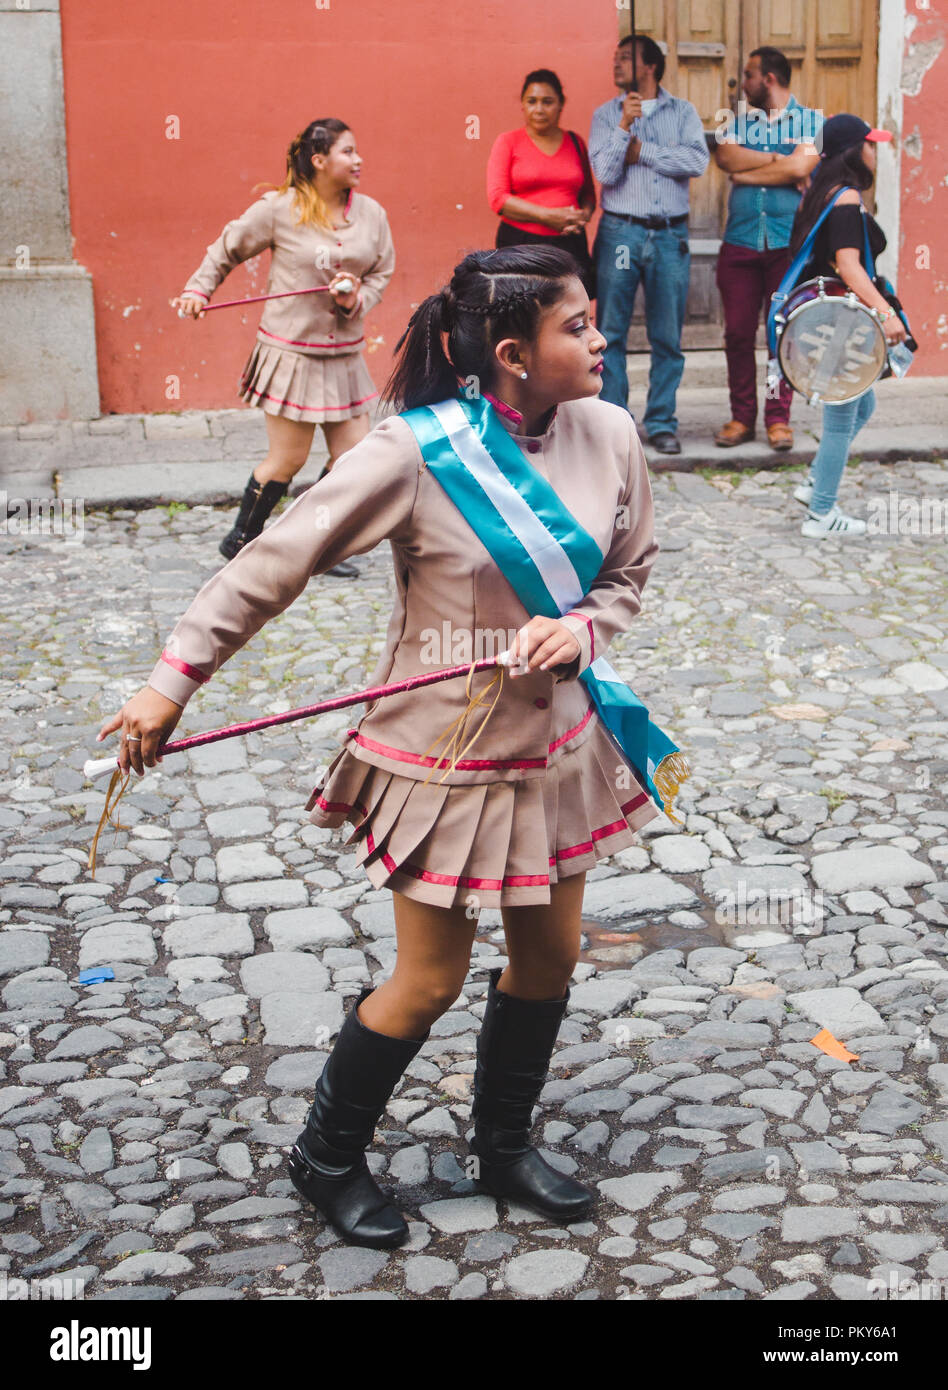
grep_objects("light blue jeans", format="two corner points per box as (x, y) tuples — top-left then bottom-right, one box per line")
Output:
(594, 213), (691, 436)
(809, 389), (877, 515)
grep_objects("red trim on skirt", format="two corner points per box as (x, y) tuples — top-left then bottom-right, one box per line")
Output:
(346, 788), (651, 892)
(242, 387), (379, 414)
(344, 702), (595, 772)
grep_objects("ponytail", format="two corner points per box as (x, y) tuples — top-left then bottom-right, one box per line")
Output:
(383, 294), (458, 413)
(383, 244), (581, 411)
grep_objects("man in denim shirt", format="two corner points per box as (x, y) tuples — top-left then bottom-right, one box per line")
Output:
(712, 47), (822, 451)
(590, 34), (708, 456)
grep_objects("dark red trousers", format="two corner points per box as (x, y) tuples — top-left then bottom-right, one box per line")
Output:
(716, 241), (794, 427)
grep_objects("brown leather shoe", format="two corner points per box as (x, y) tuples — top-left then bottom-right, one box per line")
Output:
(766, 422), (794, 451)
(714, 420), (755, 447)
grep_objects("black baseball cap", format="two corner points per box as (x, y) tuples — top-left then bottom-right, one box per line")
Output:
(817, 113), (893, 159)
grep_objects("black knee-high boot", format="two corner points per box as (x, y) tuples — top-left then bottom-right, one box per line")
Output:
(288, 988), (429, 1249)
(469, 968), (597, 1220)
(219, 472), (289, 560)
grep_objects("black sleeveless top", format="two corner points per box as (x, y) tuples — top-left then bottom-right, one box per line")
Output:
(807, 201), (887, 279)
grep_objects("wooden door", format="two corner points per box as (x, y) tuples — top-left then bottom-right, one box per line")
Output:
(618, 0), (879, 350)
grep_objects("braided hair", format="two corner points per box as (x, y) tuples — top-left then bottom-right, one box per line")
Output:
(382, 245), (582, 411)
(266, 118), (351, 230)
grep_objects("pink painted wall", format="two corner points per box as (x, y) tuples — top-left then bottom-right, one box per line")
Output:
(897, 4), (948, 374)
(59, 0), (620, 414)
(59, 2), (947, 413)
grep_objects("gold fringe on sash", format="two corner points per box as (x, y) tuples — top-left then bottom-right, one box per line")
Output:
(653, 750), (692, 825)
(87, 766), (132, 879)
(418, 662), (692, 830)
(420, 662), (506, 786)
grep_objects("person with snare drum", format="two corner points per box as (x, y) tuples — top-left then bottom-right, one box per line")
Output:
(783, 114), (906, 539)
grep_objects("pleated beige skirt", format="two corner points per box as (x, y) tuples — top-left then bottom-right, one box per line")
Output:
(239, 341), (378, 422)
(306, 715), (659, 910)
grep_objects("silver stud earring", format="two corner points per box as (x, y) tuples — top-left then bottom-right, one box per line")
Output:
(520, 371), (528, 380)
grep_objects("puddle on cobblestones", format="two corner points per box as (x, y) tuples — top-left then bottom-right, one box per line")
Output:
(579, 910), (736, 966)
(476, 905), (766, 965)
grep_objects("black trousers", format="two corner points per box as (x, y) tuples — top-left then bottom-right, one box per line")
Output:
(494, 219), (596, 301)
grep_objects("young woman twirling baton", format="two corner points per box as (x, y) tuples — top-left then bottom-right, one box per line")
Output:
(100, 245), (687, 1250)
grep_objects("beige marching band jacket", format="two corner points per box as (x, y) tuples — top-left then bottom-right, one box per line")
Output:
(183, 188), (396, 357)
(145, 397), (659, 788)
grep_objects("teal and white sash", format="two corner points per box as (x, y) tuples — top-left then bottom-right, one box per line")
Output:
(400, 392), (689, 820)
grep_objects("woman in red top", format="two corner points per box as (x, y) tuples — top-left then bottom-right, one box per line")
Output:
(486, 69), (597, 297)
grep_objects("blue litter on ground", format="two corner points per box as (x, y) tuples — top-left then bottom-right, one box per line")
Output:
(154, 876), (173, 883)
(78, 967), (115, 984)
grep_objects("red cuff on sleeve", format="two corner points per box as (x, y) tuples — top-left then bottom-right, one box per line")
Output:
(564, 611), (595, 662)
(160, 649), (209, 684)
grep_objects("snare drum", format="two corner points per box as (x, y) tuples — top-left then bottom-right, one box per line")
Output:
(773, 276), (887, 405)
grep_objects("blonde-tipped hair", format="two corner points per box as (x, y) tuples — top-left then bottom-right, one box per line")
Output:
(259, 118), (351, 230)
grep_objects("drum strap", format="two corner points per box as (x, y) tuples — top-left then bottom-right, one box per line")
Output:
(865, 227), (919, 353)
(852, 211), (915, 350)
(766, 187), (853, 357)
(768, 190), (916, 357)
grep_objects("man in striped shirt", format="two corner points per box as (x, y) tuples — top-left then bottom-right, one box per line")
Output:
(589, 35), (708, 455)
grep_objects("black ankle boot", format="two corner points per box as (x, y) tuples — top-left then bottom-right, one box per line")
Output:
(469, 968), (597, 1221)
(288, 988), (429, 1248)
(219, 473), (289, 560)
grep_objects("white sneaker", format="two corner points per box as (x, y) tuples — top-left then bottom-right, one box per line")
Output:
(801, 505), (867, 538)
(793, 481), (814, 506)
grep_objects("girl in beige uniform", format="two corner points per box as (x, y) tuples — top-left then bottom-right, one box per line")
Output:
(100, 245), (662, 1252)
(173, 118), (395, 575)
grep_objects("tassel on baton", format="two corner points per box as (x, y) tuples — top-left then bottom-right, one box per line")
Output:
(83, 651), (515, 874)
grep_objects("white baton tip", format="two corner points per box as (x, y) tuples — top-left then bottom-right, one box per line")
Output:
(84, 756), (120, 778)
(496, 650), (513, 667)
(336, 278), (354, 293)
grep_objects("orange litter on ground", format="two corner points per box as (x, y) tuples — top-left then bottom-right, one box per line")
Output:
(809, 1028), (859, 1063)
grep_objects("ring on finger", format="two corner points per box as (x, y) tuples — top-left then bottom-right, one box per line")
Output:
(126, 735), (142, 742)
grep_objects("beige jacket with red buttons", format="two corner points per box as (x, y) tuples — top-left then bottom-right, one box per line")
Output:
(183, 188), (395, 357)
(145, 396), (659, 786)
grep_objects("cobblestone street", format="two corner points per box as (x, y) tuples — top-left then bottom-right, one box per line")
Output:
(1, 451), (946, 1302)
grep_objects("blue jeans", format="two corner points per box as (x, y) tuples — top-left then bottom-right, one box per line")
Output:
(809, 389), (877, 515)
(594, 213), (691, 436)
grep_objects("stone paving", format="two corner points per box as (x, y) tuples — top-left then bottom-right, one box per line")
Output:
(0, 451), (946, 1302)
(1, 372), (943, 507)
